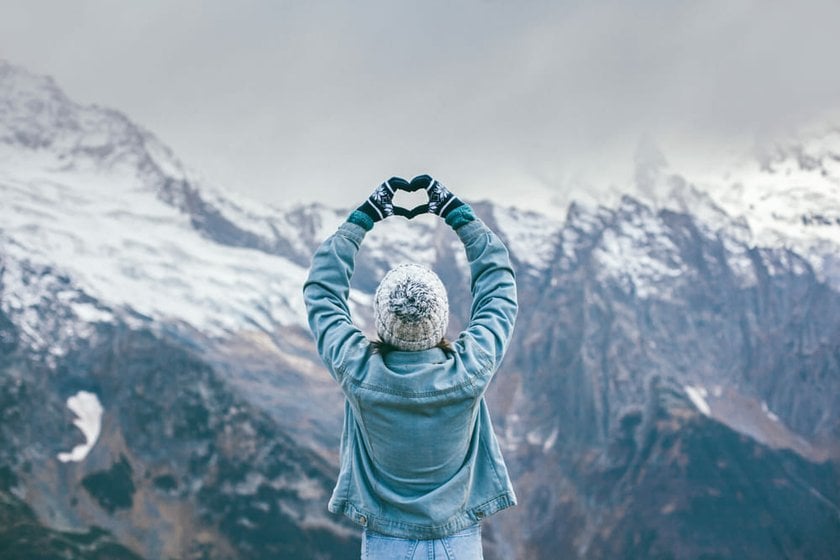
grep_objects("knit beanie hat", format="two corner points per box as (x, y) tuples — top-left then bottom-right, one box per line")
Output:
(374, 263), (449, 351)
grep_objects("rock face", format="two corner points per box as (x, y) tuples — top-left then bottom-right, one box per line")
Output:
(478, 194), (840, 559)
(1, 60), (839, 559)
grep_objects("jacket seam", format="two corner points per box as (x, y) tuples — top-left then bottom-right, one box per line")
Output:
(461, 342), (494, 388)
(456, 220), (484, 244)
(346, 377), (475, 398)
(337, 222), (366, 244)
(334, 491), (516, 537)
(479, 436), (505, 489)
(335, 360), (349, 381)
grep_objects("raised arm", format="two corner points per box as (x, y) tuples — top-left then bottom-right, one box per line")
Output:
(303, 221), (368, 381)
(302, 178), (407, 380)
(413, 175), (518, 376)
(456, 214), (518, 368)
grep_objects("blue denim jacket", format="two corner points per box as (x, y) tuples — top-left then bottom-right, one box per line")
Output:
(303, 212), (518, 539)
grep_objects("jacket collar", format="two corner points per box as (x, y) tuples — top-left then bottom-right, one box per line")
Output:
(382, 347), (449, 366)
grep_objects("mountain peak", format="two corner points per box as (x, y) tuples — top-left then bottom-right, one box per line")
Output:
(0, 60), (185, 183)
(0, 60), (76, 148)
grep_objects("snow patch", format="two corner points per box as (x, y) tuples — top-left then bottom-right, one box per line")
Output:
(542, 427), (559, 453)
(685, 385), (711, 416)
(594, 206), (686, 299)
(683, 131), (840, 287)
(57, 391), (103, 463)
(762, 401), (780, 423)
(492, 206), (563, 271)
(72, 302), (114, 323)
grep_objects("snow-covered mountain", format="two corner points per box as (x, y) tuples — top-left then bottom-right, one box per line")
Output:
(0, 58), (564, 346)
(637, 129), (840, 289)
(1, 60), (839, 559)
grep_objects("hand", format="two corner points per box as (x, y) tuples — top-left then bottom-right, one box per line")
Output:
(355, 177), (410, 223)
(410, 175), (464, 219)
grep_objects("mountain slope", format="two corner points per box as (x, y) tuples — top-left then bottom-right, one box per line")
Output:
(1, 60), (839, 559)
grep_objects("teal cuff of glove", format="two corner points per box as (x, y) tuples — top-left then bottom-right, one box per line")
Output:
(444, 204), (476, 230)
(347, 210), (374, 231)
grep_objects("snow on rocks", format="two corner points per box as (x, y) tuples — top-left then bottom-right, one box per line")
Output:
(0, 251), (110, 360)
(490, 205), (563, 273)
(0, 62), (310, 340)
(681, 128), (840, 287)
(3, 59), (839, 355)
(592, 197), (686, 299)
(761, 401), (780, 423)
(684, 385), (712, 416)
(364, 215), (438, 269)
(57, 391), (104, 463)
(0, 156), (309, 338)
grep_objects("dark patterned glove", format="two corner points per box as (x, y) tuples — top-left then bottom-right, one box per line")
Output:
(410, 175), (464, 219)
(355, 177), (409, 223)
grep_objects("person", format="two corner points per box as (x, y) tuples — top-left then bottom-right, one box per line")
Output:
(303, 175), (518, 559)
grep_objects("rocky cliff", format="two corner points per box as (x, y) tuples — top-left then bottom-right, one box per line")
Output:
(1, 60), (838, 558)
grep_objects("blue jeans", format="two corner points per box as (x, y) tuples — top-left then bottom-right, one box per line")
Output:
(361, 524), (483, 559)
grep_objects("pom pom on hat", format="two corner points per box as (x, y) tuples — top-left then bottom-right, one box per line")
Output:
(374, 263), (449, 351)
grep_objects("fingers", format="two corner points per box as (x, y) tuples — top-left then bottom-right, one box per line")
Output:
(387, 177), (410, 192)
(382, 180), (395, 196)
(409, 174), (435, 192)
(392, 204), (428, 219)
(409, 204), (429, 218)
(392, 205), (411, 218)
(375, 175), (442, 221)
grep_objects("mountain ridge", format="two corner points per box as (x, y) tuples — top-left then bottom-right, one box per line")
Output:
(1, 60), (839, 559)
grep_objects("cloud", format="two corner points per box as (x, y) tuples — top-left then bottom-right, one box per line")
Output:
(2, 0), (839, 211)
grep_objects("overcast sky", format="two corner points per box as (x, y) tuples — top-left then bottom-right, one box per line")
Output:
(2, 0), (840, 212)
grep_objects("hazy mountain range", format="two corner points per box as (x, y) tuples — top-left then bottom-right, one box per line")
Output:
(1, 60), (838, 559)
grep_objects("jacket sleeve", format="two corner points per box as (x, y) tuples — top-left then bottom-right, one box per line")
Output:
(454, 216), (518, 379)
(302, 221), (370, 382)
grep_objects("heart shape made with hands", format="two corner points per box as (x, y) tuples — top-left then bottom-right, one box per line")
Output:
(389, 175), (434, 219)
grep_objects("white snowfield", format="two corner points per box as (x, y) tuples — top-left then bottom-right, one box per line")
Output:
(684, 385), (712, 417)
(706, 131), (840, 248)
(0, 151), (310, 337)
(57, 390), (104, 463)
(664, 129), (840, 287)
(1, 60), (840, 353)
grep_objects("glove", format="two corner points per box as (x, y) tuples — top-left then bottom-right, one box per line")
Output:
(410, 174), (464, 219)
(355, 177), (409, 223)
(348, 177), (413, 230)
